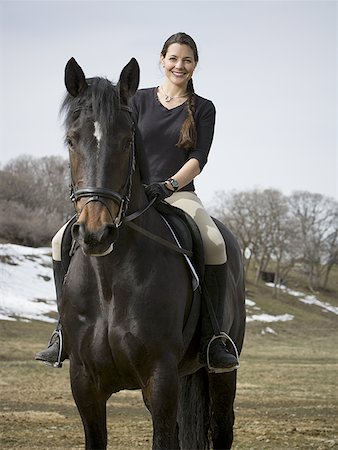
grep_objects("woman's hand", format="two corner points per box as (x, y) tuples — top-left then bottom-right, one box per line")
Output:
(145, 182), (173, 202)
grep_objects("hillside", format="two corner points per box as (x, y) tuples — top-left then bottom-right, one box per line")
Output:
(1, 243), (337, 330)
(0, 243), (337, 449)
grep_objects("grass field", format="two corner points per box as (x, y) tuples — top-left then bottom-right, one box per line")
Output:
(1, 277), (338, 449)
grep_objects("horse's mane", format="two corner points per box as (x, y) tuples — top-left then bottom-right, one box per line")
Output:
(60, 77), (121, 138)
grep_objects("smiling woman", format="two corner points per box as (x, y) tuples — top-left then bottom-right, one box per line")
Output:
(159, 42), (196, 105)
(130, 33), (243, 375)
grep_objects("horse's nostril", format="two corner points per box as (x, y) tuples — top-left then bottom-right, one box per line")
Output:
(97, 224), (119, 244)
(71, 223), (82, 241)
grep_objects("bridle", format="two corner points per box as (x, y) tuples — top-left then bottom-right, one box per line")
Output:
(70, 104), (136, 228)
(68, 103), (192, 257)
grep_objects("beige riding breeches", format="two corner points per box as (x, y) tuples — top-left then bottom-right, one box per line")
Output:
(52, 220), (73, 262)
(52, 191), (227, 265)
(165, 191), (227, 265)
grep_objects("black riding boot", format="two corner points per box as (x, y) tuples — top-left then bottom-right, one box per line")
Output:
(35, 260), (68, 368)
(199, 264), (238, 372)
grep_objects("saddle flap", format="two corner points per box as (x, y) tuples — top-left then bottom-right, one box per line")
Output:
(154, 201), (205, 287)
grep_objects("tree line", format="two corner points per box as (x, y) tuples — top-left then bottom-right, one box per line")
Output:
(212, 188), (338, 292)
(1, 155), (337, 292)
(0, 155), (72, 247)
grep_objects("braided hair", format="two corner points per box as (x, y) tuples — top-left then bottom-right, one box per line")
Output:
(160, 32), (198, 150)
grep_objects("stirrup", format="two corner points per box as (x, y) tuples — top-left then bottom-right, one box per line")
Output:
(45, 328), (64, 369)
(206, 332), (240, 374)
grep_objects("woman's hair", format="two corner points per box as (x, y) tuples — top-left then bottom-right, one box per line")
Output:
(161, 32), (198, 150)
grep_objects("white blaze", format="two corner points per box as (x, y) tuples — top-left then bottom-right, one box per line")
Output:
(94, 121), (102, 146)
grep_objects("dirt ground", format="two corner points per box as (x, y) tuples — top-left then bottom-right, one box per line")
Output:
(1, 315), (338, 449)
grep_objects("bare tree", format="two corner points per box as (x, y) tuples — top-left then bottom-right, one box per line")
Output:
(212, 190), (256, 279)
(212, 188), (338, 290)
(3, 154), (71, 218)
(288, 191), (338, 290)
(0, 154), (72, 246)
(321, 203), (338, 289)
(212, 189), (279, 282)
(264, 189), (299, 296)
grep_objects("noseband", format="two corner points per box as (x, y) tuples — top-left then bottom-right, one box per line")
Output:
(70, 105), (136, 227)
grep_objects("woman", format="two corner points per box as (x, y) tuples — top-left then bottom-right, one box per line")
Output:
(36, 32), (238, 371)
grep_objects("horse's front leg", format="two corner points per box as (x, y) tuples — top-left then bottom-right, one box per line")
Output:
(142, 356), (180, 450)
(70, 360), (108, 450)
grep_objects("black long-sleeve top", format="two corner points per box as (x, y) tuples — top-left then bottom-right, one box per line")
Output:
(130, 87), (216, 192)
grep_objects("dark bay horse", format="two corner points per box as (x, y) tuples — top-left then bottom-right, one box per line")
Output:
(59, 57), (245, 450)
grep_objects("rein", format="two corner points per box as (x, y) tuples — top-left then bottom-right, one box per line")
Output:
(70, 105), (192, 257)
(125, 220), (193, 257)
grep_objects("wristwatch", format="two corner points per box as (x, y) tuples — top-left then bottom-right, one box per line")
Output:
(167, 178), (179, 191)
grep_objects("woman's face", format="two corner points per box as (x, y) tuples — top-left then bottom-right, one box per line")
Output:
(161, 43), (197, 88)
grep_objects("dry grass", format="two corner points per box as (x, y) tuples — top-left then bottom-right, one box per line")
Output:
(1, 276), (338, 449)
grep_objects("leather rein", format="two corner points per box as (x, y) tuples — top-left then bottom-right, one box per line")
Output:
(69, 105), (192, 257)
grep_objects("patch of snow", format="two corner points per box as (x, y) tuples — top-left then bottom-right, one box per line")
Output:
(265, 282), (338, 316)
(0, 244), (57, 323)
(246, 313), (294, 323)
(245, 299), (256, 307)
(261, 326), (277, 335)
(298, 295), (338, 315)
(245, 294), (294, 323)
(284, 288), (304, 297)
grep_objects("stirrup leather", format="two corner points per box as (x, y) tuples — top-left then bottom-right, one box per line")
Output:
(206, 332), (240, 374)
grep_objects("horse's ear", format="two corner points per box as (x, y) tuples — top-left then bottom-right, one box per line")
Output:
(118, 58), (140, 103)
(65, 57), (88, 97)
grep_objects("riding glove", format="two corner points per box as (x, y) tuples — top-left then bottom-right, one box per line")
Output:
(145, 182), (173, 202)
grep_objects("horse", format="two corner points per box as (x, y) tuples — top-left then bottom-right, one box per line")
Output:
(59, 56), (246, 450)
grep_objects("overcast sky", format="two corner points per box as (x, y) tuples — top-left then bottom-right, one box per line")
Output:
(0, 0), (337, 207)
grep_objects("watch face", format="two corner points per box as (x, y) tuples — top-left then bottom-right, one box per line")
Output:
(170, 178), (179, 189)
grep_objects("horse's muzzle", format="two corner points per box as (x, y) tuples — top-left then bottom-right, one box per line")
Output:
(72, 222), (119, 257)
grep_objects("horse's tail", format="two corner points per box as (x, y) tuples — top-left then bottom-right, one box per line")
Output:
(178, 368), (210, 450)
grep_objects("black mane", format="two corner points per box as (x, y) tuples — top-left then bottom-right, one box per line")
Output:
(60, 77), (121, 137)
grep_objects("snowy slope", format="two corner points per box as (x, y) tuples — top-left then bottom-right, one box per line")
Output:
(0, 244), (57, 322)
(0, 244), (337, 325)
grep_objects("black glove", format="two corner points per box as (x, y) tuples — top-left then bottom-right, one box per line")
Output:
(145, 182), (173, 202)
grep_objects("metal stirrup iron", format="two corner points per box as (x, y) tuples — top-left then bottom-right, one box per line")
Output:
(201, 283), (240, 373)
(48, 328), (64, 369)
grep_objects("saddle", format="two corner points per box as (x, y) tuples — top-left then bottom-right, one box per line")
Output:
(154, 201), (205, 289)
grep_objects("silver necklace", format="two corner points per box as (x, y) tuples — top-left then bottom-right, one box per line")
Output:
(160, 85), (188, 102)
